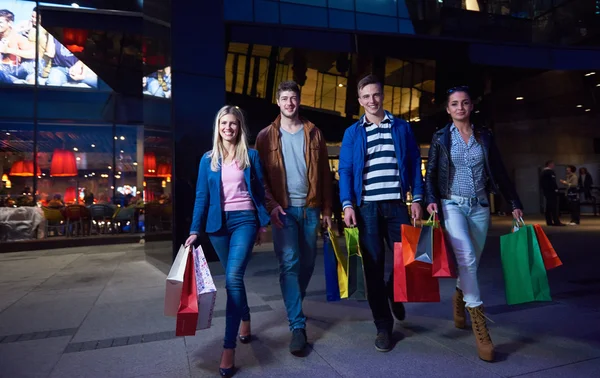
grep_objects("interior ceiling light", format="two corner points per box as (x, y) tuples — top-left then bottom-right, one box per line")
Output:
(585, 72), (596, 76)
(585, 109), (591, 112)
(577, 105), (583, 108)
(516, 97), (524, 100)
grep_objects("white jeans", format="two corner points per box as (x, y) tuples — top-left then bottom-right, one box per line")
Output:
(441, 195), (490, 308)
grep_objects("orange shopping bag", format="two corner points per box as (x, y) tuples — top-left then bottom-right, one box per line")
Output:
(533, 224), (563, 270)
(394, 224), (441, 303)
(176, 248), (199, 336)
(432, 214), (457, 278)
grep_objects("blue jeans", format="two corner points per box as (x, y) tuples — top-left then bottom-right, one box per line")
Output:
(208, 210), (258, 349)
(46, 66), (98, 88)
(272, 206), (320, 331)
(356, 200), (410, 333)
(441, 195), (490, 308)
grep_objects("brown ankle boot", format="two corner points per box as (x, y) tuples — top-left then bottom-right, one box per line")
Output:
(467, 305), (494, 362)
(452, 288), (466, 329)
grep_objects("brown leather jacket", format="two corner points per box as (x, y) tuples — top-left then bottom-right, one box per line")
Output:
(255, 115), (332, 216)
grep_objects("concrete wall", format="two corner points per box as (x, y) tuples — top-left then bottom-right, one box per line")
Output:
(495, 115), (600, 214)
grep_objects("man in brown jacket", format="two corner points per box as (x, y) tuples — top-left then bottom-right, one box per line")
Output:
(256, 80), (332, 356)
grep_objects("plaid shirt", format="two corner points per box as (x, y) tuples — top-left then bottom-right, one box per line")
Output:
(448, 124), (486, 197)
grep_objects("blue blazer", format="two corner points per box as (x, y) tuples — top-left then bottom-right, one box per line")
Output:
(189, 149), (270, 234)
(339, 111), (424, 209)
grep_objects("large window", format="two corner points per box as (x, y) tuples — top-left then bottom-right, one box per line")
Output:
(0, 1), (173, 243)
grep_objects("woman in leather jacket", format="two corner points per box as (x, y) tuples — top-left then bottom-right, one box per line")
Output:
(425, 86), (523, 362)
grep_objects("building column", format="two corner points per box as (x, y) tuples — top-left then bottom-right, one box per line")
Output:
(169, 1), (225, 262)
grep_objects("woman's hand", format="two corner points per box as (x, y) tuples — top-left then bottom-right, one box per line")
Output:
(255, 227), (267, 246)
(427, 203), (438, 215)
(185, 234), (197, 247)
(512, 209), (524, 220)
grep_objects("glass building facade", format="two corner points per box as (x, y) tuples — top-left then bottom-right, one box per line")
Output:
(0, 1), (172, 245)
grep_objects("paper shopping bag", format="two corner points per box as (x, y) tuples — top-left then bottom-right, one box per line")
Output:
(532, 224), (563, 270)
(193, 245), (217, 330)
(394, 224), (440, 303)
(500, 224), (552, 305)
(164, 244), (189, 317)
(331, 226), (348, 298)
(432, 222), (457, 278)
(323, 228), (341, 302)
(176, 247), (199, 336)
(344, 227), (367, 300)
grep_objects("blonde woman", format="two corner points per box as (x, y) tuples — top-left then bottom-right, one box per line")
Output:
(185, 105), (270, 377)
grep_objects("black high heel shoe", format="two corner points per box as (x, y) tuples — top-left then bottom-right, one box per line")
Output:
(219, 350), (236, 378)
(238, 320), (252, 344)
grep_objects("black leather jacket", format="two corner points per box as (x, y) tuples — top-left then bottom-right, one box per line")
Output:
(425, 124), (523, 211)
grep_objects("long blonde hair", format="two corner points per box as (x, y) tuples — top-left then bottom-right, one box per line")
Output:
(209, 105), (251, 172)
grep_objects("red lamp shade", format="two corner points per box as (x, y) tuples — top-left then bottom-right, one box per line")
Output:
(63, 28), (88, 46)
(64, 186), (77, 204)
(9, 160), (41, 177)
(156, 163), (171, 178)
(144, 152), (157, 177)
(50, 149), (78, 177)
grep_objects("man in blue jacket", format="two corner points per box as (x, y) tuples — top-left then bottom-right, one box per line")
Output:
(338, 74), (424, 352)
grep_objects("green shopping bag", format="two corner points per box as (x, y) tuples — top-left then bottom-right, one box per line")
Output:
(343, 227), (367, 300)
(500, 220), (552, 305)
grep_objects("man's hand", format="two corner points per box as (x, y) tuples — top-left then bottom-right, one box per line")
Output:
(322, 215), (332, 230)
(343, 207), (356, 227)
(185, 234), (197, 247)
(69, 61), (85, 81)
(512, 209), (524, 220)
(426, 203), (438, 215)
(270, 206), (286, 228)
(411, 202), (423, 220)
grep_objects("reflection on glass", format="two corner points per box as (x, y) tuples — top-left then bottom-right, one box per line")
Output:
(0, 124), (34, 207)
(0, 1), (101, 89)
(143, 66), (171, 98)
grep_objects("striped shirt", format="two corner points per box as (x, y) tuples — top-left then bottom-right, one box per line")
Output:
(449, 124), (486, 197)
(362, 113), (402, 202)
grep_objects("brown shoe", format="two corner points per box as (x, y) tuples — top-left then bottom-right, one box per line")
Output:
(452, 288), (466, 329)
(467, 305), (494, 362)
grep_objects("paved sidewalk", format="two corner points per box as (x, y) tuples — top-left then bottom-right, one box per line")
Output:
(1, 216), (599, 377)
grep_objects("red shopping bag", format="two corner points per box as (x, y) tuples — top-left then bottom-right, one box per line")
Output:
(432, 217), (457, 278)
(176, 248), (199, 336)
(533, 224), (563, 270)
(394, 224), (440, 303)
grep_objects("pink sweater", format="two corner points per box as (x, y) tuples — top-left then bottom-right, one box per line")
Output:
(221, 160), (255, 212)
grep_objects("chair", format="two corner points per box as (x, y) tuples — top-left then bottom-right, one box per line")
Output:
(42, 207), (65, 237)
(89, 204), (116, 234)
(63, 205), (90, 237)
(113, 206), (136, 233)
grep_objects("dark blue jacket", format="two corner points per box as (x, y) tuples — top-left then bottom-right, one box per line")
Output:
(339, 111), (424, 209)
(190, 149), (270, 234)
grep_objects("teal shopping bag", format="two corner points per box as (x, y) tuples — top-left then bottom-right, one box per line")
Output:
(500, 221), (552, 305)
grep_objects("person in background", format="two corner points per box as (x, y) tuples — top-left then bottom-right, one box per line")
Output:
(255, 80), (332, 356)
(47, 194), (64, 208)
(186, 105), (269, 378)
(561, 165), (580, 225)
(540, 160), (563, 227)
(0, 9), (35, 84)
(83, 189), (94, 206)
(578, 167), (593, 201)
(17, 6), (55, 84)
(425, 86), (523, 362)
(46, 38), (97, 88)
